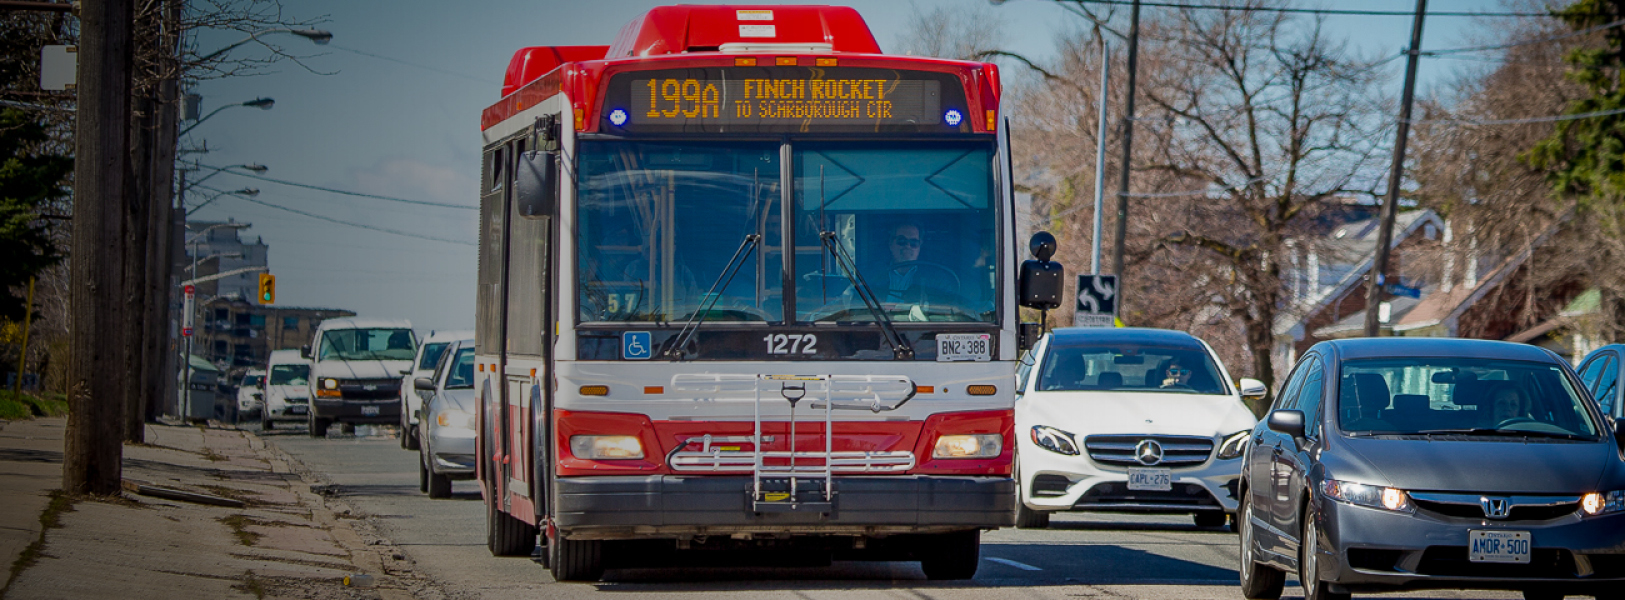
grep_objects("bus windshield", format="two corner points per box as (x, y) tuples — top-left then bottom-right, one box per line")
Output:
(576, 139), (997, 324)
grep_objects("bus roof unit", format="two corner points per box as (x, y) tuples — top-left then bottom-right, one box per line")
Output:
(604, 5), (881, 58)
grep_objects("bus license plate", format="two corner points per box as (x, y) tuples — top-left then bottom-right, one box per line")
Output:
(362, 405), (379, 417)
(1127, 468), (1172, 491)
(1469, 530), (1531, 563)
(936, 334), (992, 362)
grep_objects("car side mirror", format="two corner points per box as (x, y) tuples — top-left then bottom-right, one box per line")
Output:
(1239, 378), (1267, 399)
(300, 345), (312, 359)
(414, 377), (436, 391)
(1267, 409), (1306, 439)
(514, 150), (558, 218)
(399, 369), (411, 376)
(1019, 232), (1064, 310)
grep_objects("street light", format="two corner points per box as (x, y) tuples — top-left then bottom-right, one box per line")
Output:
(186, 187), (259, 216)
(192, 28), (334, 65)
(179, 97), (275, 136)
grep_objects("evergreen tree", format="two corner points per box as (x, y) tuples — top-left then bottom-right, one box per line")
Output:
(1527, 0), (1625, 205)
(0, 107), (69, 321)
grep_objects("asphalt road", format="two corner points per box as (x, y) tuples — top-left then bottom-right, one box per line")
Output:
(261, 425), (1520, 600)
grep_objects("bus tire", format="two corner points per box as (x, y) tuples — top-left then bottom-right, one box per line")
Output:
(919, 529), (980, 580)
(549, 537), (603, 582)
(487, 499), (537, 556)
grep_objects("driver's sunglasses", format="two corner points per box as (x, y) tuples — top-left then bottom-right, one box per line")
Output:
(892, 236), (922, 248)
(1168, 368), (1190, 376)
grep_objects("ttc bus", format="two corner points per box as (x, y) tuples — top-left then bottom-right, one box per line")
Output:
(475, 4), (1058, 581)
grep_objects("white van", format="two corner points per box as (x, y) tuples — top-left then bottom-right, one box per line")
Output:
(261, 350), (311, 430)
(302, 317), (416, 437)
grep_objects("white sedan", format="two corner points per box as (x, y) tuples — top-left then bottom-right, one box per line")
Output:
(1014, 327), (1263, 529)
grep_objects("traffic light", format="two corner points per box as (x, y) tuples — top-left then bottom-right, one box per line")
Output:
(258, 273), (276, 305)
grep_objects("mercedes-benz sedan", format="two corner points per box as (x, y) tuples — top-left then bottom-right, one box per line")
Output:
(1238, 338), (1625, 600)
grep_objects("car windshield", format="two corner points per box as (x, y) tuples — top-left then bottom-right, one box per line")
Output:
(445, 348), (476, 389)
(269, 364), (309, 386)
(1036, 342), (1228, 395)
(418, 342), (448, 370)
(1337, 358), (1600, 438)
(318, 328), (416, 361)
(241, 374), (264, 388)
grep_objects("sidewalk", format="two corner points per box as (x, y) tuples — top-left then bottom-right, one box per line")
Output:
(0, 418), (429, 599)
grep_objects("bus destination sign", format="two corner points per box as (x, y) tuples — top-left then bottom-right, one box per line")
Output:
(603, 67), (968, 133)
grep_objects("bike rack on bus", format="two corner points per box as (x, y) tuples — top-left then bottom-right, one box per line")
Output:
(668, 373), (917, 513)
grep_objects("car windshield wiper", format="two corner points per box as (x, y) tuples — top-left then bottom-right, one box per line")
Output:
(1415, 428), (1595, 441)
(818, 230), (914, 359)
(664, 234), (760, 360)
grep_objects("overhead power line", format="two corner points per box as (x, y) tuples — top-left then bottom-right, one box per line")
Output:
(198, 184), (476, 246)
(199, 163), (475, 210)
(1421, 17), (1625, 55)
(1410, 106), (1625, 126)
(329, 44), (501, 85)
(1060, 0), (1556, 17)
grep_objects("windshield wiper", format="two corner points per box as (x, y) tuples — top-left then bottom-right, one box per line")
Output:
(818, 230), (914, 359)
(1415, 428), (1595, 441)
(665, 234), (760, 360)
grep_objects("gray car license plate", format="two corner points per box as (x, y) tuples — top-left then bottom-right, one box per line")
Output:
(361, 405), (379, 417)
(1469, 530), (1530, 563)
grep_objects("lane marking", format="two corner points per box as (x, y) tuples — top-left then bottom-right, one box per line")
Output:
(985, 557), (1043, 571)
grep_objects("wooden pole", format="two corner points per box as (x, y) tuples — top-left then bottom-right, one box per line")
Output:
(65, 0), (135, 496)
(1364, 0), (1427, 337)
(1111, 0), (1141, 299)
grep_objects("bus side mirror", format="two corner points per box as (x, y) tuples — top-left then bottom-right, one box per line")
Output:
(300, 345), (312, 360)
(1019, 232), (1064, 309)
(515, 150), (558, 218)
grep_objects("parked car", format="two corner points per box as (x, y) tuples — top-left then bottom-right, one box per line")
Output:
(303, 317), (416, 438)
(1575, 345), (1624, 420)
(414, 337), (477, 499)
(1013, 327), (1264, 529)
(399, 330), (469, 451)
(261, 350), (311, 430)
(235, 369), (266, 422)
(1238, 338), (1625, 600)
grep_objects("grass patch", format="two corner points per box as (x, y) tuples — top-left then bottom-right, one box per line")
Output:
(0, 391), (67, 421)
(0, 490), (76, 599)
(235, 571), (267, 599)
(219, 514), (264, 547)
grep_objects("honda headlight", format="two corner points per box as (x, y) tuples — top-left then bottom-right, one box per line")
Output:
(569, 435), (644, 460)
(1323, 479), (1411, 512)
(1581, 490), (1625, 516)
(1031, 425), (1079, 456)
(933, 434), (1003, 459)
(1216, 430), (1250, 460)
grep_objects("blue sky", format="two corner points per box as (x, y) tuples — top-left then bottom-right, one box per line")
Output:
(185, 0), (1530, 334)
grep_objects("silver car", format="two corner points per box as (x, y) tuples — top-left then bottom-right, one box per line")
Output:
(415, 338), (477, 499)
(1239, 338), (1625, 600)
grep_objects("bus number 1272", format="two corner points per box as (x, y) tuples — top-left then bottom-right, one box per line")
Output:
(764, 333), (818, 355)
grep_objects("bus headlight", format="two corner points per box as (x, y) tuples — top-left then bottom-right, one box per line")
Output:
(570, 435), (644, 460)
(933, 434), (1002, 459)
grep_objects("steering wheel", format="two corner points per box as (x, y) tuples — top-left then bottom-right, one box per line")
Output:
(1494, 417), (1539, 429)
(890, 260), (962, 291)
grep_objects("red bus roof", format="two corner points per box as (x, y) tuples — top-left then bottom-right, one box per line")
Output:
(483, 5), (1001, 135)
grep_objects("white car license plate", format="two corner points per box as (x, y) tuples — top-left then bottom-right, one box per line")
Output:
(361, 405), (380, 417)
(288, 405), (307, 415)
(936, 334), (992, 362)
(1469, 530), (1531, 563)
(1127, 467), (1172, 491)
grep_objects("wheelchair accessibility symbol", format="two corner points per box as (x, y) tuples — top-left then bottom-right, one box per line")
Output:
(623, 331), (652, 360)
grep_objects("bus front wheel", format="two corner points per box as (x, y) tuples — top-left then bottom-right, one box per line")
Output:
(918, 529), (980, 580)
(549, 536), (603, 582)
(486, 499), (536, 556)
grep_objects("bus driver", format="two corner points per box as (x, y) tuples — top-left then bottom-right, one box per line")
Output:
(882, 223), (957, 304)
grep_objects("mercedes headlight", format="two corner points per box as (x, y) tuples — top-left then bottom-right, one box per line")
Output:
(1582, 490), (1625, 516)
(1030, 425), (1079, 456)
(1323, 479), (1411, 512)
(1216, 430), (1250, 460)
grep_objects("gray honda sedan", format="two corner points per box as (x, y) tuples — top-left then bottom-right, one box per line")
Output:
(1238, 338), (1625, 600)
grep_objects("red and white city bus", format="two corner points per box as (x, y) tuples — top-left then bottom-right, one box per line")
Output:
(475, 5), (1059, 581)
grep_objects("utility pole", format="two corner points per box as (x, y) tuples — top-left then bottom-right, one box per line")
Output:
(65, 0), (135, 496)
(1111, 0), (1142, 297)
(1364, 0), (1427, 337)
(1091, 39), (1110, 274)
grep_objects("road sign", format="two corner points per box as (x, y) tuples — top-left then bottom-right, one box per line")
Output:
(182, 285), (195, 336)
(1075, 274), (1118, 328)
